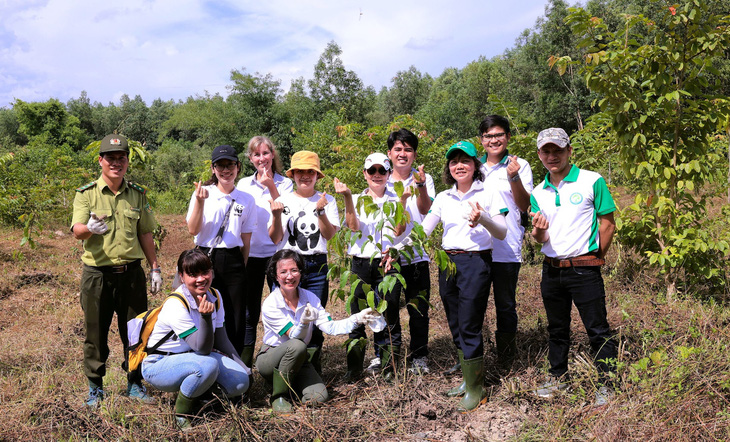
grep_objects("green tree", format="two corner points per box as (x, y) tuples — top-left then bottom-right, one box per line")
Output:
(565, 0), (730, 297)
(14, 99), (87, 151)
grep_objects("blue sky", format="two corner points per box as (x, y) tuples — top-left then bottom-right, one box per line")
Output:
(0, 0), (553, 108)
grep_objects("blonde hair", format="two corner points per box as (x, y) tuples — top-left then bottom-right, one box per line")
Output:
(247, 136), (283, 175)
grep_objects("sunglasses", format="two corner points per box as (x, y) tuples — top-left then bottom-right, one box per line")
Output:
(366, 166), (388, 176)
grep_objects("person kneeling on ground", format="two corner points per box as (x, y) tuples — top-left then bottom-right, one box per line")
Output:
(256, 249), (383, 413)
(141, 249), (251, 430)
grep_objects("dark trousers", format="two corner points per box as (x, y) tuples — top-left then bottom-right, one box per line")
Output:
(540, 262), (617, 377)
(396, 261), (430, 358)
(438, 253), (491, 360)
(299, 254), (328, 349)
(487, 261), (520, 334)
(243, 256), (273, 348)
(349, 257), (397, 355)
(208, 248), (247, 354)
(80, 262), (147, 386)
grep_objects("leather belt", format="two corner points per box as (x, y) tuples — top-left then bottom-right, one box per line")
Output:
(445, 250), (492, 257)
(544, 254), (605, 268)
(91, 259), (141, 274)
(148, 349), (193, 356)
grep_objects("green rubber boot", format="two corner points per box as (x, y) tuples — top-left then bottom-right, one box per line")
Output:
(307, 347), (322, 375)
(344, 340), (366, 383)
(457, 356), (487, 412)
(271, 368), (293, 414)
(174, 391), (196, 430)
(495, 332), (517, 372)
(381, 345), (400, 382)
(446, 349), (466, 397)
(240, 346), (255, 369)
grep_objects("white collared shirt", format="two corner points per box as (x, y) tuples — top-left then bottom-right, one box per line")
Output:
(274, 192), (340, 255)
(236, 172), (294, 257)
(387, 170), (435, 263)
(422, 180), (508, 251)
(148, 286), (224, 354)
(260, 287), (357, 347)
(480, 154), (534, 262)
(186, 185), (257, 248)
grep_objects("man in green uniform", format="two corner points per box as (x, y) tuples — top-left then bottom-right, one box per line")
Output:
(71, 134), (162, 406)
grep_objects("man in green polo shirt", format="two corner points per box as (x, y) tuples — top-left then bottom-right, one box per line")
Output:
(71, 134), (162, 407)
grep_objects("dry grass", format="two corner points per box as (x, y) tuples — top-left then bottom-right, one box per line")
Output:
(1, 214), (729, 441)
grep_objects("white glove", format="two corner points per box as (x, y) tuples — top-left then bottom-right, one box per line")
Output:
(86, 212), (108, 235)
(150, 270), (162, 294)
(353, 307), (378, 324)
(301, 303), (318, 324)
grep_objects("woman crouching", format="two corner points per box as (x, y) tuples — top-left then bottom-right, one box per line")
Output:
(256, 249), (382, 413)
(142, 249), (251, 429)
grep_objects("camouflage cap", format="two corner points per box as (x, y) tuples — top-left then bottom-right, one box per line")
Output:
(99, 134), (129, 154)
(536, 128), (570, 150)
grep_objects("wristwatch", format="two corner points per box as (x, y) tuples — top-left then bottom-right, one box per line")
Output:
(416, 181), (426, 188)
(509, 174), (521, 182)
(315, 208), (326, 216)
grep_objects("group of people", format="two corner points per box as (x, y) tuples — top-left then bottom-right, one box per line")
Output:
(71, 115), (618, 428)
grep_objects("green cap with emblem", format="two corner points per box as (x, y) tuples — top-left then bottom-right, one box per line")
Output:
(445, 141), (478, 159)
(100, 134), (129, 154)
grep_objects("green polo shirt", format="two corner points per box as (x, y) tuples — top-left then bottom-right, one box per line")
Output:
(71, 177), (156, 267)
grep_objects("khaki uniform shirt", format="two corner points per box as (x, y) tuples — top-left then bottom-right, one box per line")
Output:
(71, 177), (156, 267)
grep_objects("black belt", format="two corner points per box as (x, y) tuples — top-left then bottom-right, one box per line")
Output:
(148, 349), (193, 356)
(445, 250), (492, 257)
(196, 246), (240, 254)
(89, 259), (141, 274)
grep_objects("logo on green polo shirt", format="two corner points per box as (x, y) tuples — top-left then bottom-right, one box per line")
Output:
(570, 192), (583, 205)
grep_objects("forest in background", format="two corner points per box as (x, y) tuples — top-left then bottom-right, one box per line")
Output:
(1, 0), (729, 299)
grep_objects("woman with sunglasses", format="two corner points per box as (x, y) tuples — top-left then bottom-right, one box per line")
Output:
(186, 145), (257, 357)
(333, 153), (405, 381)
(386, 141), (507, 411)
(269, 150), (339, 373)
(257, 249), (381, 413)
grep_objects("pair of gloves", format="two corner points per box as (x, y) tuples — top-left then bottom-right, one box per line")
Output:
(86, 212), (162, 294)
(290, 303), (386, 340)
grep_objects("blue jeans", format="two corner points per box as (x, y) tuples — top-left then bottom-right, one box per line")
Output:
(142, 352), (250, 398)
(299, 254), (329, 349)
(487, 261), (520, 334)
(540, 262), (617, 378)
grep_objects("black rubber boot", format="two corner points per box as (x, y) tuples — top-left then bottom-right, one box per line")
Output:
(457, 356), (487, 411)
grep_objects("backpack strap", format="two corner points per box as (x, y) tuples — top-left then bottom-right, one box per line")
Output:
(209, 287), (221, 311)
(145, 293), (190, 352)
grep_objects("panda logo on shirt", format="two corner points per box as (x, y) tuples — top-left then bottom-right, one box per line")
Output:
(287, 210), (320, 251)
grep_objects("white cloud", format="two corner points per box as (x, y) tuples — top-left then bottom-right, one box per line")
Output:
(0, 0), (550, 107)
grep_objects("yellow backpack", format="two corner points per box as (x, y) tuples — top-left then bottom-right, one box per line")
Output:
(127, 293), (189, 372)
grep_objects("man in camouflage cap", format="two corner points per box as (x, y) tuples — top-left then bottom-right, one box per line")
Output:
(71, 134), (162, 407)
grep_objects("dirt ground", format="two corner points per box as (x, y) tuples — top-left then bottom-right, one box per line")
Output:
(0, 213), (629, 440)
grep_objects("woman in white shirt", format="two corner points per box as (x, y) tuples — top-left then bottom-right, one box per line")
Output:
(388, 141), (507, 411)
(142, 249), (250, 430)
(256, 249), (380, 413)
(269, 150), (340, 373)
(235, 136), (293, 367)
(186, 145), (257, 357)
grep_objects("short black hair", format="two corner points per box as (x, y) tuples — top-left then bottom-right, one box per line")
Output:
(267, 249), (305, 283)
(478, 115), (511, 136)
(442, 153), (484, 186)
(387, 129), (419, 151)
(177, 249), (212, 277)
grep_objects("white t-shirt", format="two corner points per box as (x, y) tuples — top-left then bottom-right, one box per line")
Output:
(147, 286), (224, 354)
(530, 165), (616, 259)
(260, 287), (357, 347)
(236, 172), (294, 257)
(186, 185), (257, 248)
(423, 180), (508, 251)
(387, 170), (435, 264)
(347, 189), (401, 258)
(480, 154), (534, 262)
(274, 192), (340, 255)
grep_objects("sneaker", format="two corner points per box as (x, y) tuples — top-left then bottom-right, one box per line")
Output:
(85, 386), (104, 408)
(409, 357), (430, 375)
(127, 382), (156, 404)
(594, 386), (614, 407)
(366, 357), (381, 375)
(534, 378), (568, 398)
